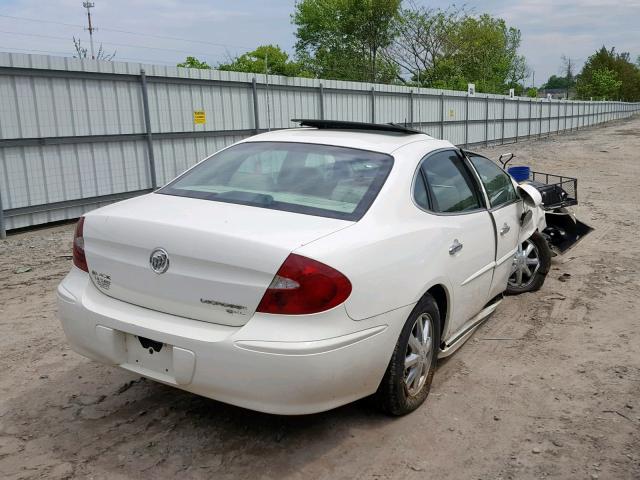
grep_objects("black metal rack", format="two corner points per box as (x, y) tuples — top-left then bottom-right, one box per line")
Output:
(527, 171), (578, 208)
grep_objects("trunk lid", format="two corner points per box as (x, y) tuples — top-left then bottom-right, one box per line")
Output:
(83, 193), (352, 326)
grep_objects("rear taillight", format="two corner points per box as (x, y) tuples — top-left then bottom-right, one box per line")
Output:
(256, 254), (352, 315)
(72, 217), (88, 272)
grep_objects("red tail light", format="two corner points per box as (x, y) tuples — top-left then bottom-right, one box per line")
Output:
(72, 217), (88, 272)
(256, 254), (352, 315)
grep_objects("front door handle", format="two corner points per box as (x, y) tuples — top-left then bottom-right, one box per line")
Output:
(449, 239), (463, 255)
(500, 223), (511, 236)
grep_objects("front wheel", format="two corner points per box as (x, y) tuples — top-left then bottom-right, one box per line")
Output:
(376, 294), (441, 416)
(506, 231), (552, 294)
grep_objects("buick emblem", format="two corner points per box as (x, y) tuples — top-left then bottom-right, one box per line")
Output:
(149, 248), (170, 274)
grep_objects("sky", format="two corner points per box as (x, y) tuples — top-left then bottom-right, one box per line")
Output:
(0, 0), (638, 87)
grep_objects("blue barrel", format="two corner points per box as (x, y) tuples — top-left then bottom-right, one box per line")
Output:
(507, 166), (530, 182)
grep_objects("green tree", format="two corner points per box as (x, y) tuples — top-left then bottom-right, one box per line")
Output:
(526, 87), (538, 98)
(576, 46), (640, 101)
(293, 0), (401, 82)
(578, 68), (622, 100)
(542, 75), (570, 90)
(384, 6), (464, 85)
(177, 56), (211, 69)
(384, 6), (528, 94)
(446, 14), (527, 93)
(218, 45), (313, 77)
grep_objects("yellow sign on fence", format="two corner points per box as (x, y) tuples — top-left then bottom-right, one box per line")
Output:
(193, 111), (206, 124)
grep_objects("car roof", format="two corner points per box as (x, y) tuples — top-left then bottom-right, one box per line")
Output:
(241, 127), (454, 155)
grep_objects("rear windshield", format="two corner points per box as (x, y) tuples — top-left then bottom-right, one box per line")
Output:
(158, 141), (394, 221)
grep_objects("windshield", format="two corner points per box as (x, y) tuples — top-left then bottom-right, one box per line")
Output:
(158, 141), (394, 221)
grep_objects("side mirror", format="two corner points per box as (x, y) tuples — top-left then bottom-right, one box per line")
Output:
(517, 183), (543, 208)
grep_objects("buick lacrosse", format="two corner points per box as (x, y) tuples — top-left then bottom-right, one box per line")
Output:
(58, 120), (580, 415)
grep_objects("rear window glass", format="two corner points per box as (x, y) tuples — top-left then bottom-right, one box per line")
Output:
(158, 142), (394, 221)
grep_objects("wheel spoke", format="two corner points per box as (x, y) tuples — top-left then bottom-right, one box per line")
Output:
(525, 243), (534, 256)
(526, 258), (539, 266)
(423, 337), (433, 357)
(405, 366), (418, 388)
(415, 317), (424, 344)
(516, 268), (523, 285)
(404, 315), (434, 396)
(421, 316), (430, 344)
(523, 264), (532, 277)
(405, 353), (420, 369)
(408, 334), (422, 354)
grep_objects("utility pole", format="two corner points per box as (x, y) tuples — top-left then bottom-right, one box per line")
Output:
(83, 2), (96, 60)
(561, 55), (575, 100)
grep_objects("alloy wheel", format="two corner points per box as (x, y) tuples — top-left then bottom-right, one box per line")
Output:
(509, 238), (541, 289)
(404, 313), (434, 397)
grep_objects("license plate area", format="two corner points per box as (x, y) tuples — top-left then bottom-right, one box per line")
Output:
(125, 334), (174, 378)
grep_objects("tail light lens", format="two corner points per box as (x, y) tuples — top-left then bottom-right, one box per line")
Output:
(72, 217), (88, 272)
(256, 254), (352, 315)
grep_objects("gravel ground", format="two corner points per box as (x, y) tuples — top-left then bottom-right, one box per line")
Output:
(1, 117), (639, 480)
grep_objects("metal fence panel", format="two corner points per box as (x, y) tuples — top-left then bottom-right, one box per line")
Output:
(0, 52), (639, 235)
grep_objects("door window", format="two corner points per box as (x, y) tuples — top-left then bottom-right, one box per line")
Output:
(468, 155), (518, 208)
(413, 171), (430, 210)
(419, 151), (483, 213)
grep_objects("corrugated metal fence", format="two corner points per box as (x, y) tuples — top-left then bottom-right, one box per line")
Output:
(1, 52), (639, 236)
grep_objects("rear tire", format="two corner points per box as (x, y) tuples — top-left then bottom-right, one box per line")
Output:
(506, 231), (552, 295)
(376, 294), (441, 416)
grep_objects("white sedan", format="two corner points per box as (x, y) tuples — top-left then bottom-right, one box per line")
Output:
(58, 120), (555, 415)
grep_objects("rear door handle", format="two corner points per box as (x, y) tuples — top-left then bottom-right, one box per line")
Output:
(500, 223), (511, 235)
(449, 239), (463, 255)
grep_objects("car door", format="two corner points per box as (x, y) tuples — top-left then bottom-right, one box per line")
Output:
(415, 150), (495, 336)
(466, 154), (523, 299)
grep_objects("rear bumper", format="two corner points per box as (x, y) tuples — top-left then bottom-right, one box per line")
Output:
(57, 267), (409, 415)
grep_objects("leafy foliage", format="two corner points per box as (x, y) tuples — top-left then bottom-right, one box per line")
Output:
(578, 68), (622, 100)
(383, 5), (528, 94)
(174, 5), (640, 103)
(576, 46), (640, 101)
(542, 75), (571, 90)
(218, 45), (313, 77)
(177, 56), (211, 69)
(384, 6), (464, 86)
(293, 0), (401, 82)
(449, 14), (527, 93)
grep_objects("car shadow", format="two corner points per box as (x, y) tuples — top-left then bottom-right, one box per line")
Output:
(2, 358), (395, 478)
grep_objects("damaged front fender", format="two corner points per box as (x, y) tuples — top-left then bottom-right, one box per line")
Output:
(517, 183), (594, 254)
(517, 183), (547, 243)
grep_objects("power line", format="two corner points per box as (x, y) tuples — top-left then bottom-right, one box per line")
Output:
(99, 27), (250, 50)
(0, 13), (251, 50)
(0, 29), (225, 58)
(0, 13), (82, 28)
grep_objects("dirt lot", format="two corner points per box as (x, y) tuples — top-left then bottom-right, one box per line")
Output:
(1, 117), (639, 480)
